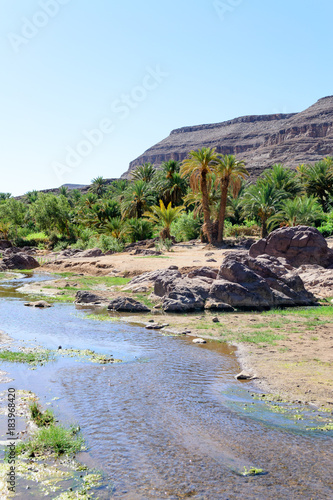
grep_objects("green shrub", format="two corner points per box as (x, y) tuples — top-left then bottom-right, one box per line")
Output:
(125, 218), (153, 243)
(318, 223), (333, 237)
(98, 234), (124, 253)
(53, 240), (69, 252)
(225, 223), (260, 238)
(171, 212), (201, 241)
(30, 401), (55, 427)
(18, 424), (84, 457)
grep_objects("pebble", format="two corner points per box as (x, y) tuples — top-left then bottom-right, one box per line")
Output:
(193, 338), (206, 344)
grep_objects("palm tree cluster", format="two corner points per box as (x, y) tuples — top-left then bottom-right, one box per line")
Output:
(1, 153), (332, 251)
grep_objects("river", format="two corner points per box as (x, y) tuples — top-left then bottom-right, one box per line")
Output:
(0, 273), (332, 499)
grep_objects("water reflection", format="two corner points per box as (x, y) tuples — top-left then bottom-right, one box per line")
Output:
(0, 274), (332, 499)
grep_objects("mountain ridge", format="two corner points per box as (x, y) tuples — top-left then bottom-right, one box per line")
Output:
(123, 96), (333, 178)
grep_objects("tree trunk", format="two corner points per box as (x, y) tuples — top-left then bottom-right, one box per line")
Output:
(200, 171), (213, 244)
(217, 179), (229, 243)
(261, 218), (268, 238)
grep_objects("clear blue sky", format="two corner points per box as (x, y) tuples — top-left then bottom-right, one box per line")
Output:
(1, 0), (332, 195)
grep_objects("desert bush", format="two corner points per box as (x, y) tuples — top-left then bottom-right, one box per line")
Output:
(171, 212), (202, 241)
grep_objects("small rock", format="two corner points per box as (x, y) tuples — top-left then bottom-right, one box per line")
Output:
(24, 301), (52, 308)
(206, 258), (217, 262)
(235, 371), (257, 380)
(193, 338), (206, 344)
(205, 252), (215, 257)
(212, 317), (220, 323)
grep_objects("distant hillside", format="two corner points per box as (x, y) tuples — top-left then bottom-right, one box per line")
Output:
(15, 179), (118, 199)
(123, 96), (333, 178)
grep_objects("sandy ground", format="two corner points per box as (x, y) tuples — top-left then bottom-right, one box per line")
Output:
(43, 242), (231, 276)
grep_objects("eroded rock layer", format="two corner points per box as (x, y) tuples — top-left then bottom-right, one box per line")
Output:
(123, 96), (333, 178)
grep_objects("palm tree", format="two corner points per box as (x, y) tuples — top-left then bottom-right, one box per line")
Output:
(102, 217), (126, 240)
(125, 218), (153, 243)
(25, 190), (39, 204)
(302, 158), (333, 211)
(242, 183), (285, 237)
(144, 200), (185, 240)
(268, 196), (324, 229)
(59, 186), (69, 198)
(214, 154), (248, 242)
(131, 163), (156, 183)
(0, 222), (11, 240)
(162, 159), (179, 179)
(0, 193), (11, 201)
(227, 180), (247, 225)
(121, 180), (155, 218)
(261, 164), (302, 197)
(180, 147), (219, 244)
(90, 176), (107, 198)
(184, 173), (220, 220)
(84, 193), (98, 208)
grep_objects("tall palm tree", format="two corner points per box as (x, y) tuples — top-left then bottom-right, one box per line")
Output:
(214, 154), (248, 242)
(180, 147), (219, 244)
(131, 163), (156, 183)
(144, 200), (185, 240)
(302, 158), (333, 211)
(242, 183), (285, 237)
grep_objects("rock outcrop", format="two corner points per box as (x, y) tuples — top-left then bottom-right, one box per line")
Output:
(75, 291), (107, 305)
(108, 297), (150, 312)
(0, 240), (12, 250)
(249, 226), (333, 267)
(0, 253), (40, 271)
(123, 96), (333, 178)
(154, 252), (317, 312)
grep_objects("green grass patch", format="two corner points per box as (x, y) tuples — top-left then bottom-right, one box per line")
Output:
(0, 349), (53, 366)
(75, 276), (130, 287)
(17, 424), (84, 457)
(248, 322), (270, 329)
(24, 231), (48, 242)
(134, 255), (170, 259)
(133, 293), (155, 309)
(238, 330), (284, 345)
(84, 313), (116, 322)
(30, 401), (55, 427)
(263, 306), (333, 318)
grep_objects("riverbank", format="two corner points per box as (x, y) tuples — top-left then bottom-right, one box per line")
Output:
(13, 262), (333, 409)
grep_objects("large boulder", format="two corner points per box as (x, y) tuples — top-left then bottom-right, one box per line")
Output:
(108, 297), (150, 312)
(211, 252), (316, 309)
(161, 277), (211, 312)
(157, 251), (317, 312)
(1, 253), (40, 270)
(74, 248), (104, 258)
(0, 240), (12, 250)
(75, 291), (107, 305)
(249, 226), (333, 267)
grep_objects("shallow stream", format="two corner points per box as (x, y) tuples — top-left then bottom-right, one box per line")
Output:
(0, 273), (332, 499)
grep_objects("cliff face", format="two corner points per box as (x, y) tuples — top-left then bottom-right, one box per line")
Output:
(123, 96), (333, 178)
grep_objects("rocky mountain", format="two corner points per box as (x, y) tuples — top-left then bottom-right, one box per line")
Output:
(123, 96), (333, 178)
